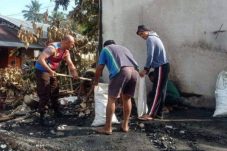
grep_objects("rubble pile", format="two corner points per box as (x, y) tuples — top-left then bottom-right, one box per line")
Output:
(59, 95), (94, 118)
(0, 67), (36, 109)
(76, 98), (93, 117)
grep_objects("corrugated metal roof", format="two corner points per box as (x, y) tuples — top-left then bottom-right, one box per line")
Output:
(0, 25), (43, 48)
(0, 25), (19, 42)
(0, 15), (47, 48)
(0, 41), (43, 49)
(0, 15), (49, 38)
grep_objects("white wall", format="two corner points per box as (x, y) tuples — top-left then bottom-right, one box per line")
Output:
(102, 0), (227, 102)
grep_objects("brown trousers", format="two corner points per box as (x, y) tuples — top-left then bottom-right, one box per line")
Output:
(35, 69), (59, 114)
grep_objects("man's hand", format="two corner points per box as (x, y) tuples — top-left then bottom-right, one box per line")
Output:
(139, 70), (147, 77)
(71, 70), (79, 80)
(93, 64), (104, 87)
(49, 70), (56, 77)
(91, 80), (98, 91)
(93, 80), (99, 86)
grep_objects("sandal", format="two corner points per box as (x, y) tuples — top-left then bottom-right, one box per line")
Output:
(138, 115), (154, 121)
(96, 128), (112, 135)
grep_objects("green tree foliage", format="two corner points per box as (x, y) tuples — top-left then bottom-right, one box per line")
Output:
(54, 0), (71, 11)
(49, 11), (66, 27)
(54, 0), (99, 40)
(22, 0), (43, 23)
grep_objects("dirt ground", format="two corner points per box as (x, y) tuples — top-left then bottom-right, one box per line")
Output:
(0, 103), (227, 151)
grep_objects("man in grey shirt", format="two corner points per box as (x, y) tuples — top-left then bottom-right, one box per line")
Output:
(94, 40), (139, 134)
(137, 25), (170, 120)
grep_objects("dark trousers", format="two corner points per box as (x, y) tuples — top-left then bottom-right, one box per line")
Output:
(147, 63), (170, 117)
(35, 69), (60, 115)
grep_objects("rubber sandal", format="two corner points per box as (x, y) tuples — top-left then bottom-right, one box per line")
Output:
(96, 128), (112, 135)
(138, 115), (154, 121)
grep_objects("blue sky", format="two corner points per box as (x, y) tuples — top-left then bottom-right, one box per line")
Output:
(0, 0), (75, 20)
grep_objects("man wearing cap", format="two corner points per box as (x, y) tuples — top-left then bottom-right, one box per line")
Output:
(136, 25), (170, 120)
(35, 35), (78, 125)
(93, 40), (139, 134)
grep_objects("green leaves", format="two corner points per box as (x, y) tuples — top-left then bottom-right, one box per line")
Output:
(22, 0), (43, 23)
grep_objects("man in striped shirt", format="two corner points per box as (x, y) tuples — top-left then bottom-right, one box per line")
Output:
(94, 40), (139, 135)
(137, 25), (170, 121)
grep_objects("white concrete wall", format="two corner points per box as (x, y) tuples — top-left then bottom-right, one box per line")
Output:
(102, 0), (227, 101)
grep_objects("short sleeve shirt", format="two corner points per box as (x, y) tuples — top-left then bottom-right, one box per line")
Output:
(98, 47), (120, 79)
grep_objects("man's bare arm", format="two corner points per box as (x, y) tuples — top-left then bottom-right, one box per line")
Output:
(37, 46), (56, 76)
(65, 54), (78, 79)
(93, 64), (105, 85)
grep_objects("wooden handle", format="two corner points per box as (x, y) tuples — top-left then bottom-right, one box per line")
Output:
(56, 73), (73, 78)
(56, 73), (92, 81)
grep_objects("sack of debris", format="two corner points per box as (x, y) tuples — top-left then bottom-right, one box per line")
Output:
(91, 83), (119, 126)
(134, 77), (148, 117)
(213, 70), (227, 117)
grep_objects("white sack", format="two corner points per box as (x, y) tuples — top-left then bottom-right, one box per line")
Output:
(91, 83), (119, 126)
(134, 77), (148, 117)
(59, 96), (78, 105)
(213, 71), (227, 117)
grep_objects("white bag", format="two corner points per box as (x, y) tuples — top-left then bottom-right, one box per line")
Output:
(91, 83), (119, 126)
(134, 77), (148, 117)
(213, 71), (227, 117)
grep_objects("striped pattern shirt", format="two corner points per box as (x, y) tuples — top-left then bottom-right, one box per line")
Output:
(98, 44), (138, 79)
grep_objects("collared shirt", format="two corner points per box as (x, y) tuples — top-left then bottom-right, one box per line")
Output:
(98, 44), (138, 79)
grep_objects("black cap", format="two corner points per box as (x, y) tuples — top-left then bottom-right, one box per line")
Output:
(136, 25), (150, 35)
(104, 40), (116, 47)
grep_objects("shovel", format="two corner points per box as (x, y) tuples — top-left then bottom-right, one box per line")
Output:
(56, 73), (92, 81)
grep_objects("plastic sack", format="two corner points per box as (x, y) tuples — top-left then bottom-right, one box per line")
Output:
(213, 71), (227, 117)
(215, 71), (227, 90)
(59, 96), (78, 105)
(91, 83), (119, 126)
(134, 76), (148, 117)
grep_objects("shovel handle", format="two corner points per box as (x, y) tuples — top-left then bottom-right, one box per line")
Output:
(56, 73), (92, 81)
(56, 73), (73, 78)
